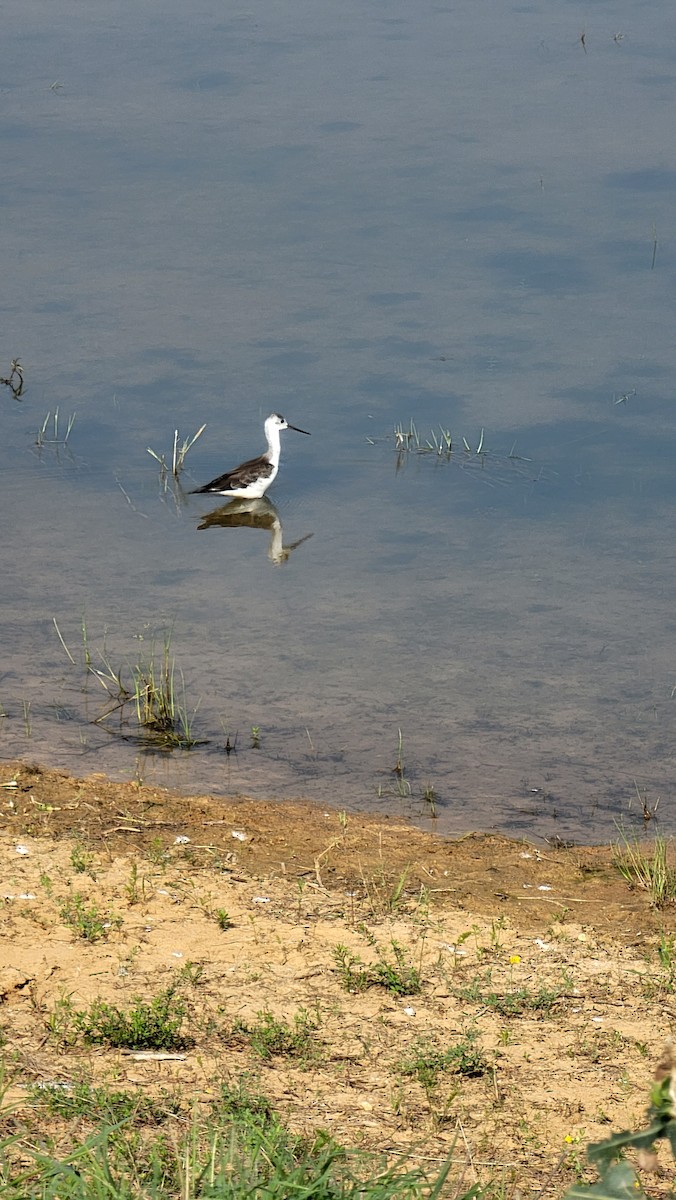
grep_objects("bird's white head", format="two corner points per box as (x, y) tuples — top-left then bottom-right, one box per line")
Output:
(266, 412), (310, 437)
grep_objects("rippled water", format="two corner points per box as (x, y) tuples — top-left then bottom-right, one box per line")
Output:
(3, 1), (676, 841)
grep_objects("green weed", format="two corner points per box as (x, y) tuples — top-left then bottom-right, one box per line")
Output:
(399, 1029), (488, 1088)
(333, 939), (422, 996)
(358, 864), (417, 917)
(456, 970), (560, 1016)
(642, 933), (676, 998)
(70, 841), (96, 878)
(59, 893), (122, 942)
(176, 960), (205, 987)
(234, 1008), (320, 1062)
(73, 985), (190, 1050)
(131, 634), (200, 748)
(69, 620), (203, 750)
(613, 834), (676, 907)
(124, 862), (146, 905)
(422, 783), (437, 817)
(376, 728), (412, 799)
(212, 1077), (275, 1124)
(45, 994), (76, 1044)
(333, 944), (371, 993)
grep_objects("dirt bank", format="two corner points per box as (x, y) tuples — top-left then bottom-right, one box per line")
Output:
(1, 760), (673, 1194)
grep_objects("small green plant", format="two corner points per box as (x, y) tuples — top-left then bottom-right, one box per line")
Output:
(215, 907), (234, 930)
(124, 861), (145, 904)
(393, 419), (454, 457)
(333, 939), (422, 996)
(613, 834), (676, 907)
(213, 1076), (275, 1123)
(456, 970), (560, 1016)
(657, 932), (676, 972)
(59, 894), (122, 942)
(390, 419), (490, 460)
(371, 940), (422, 996)
(45, 993), (76, 1044)
(250, 725), (261, 749)
(400, 1030), (488, 1089)
(79, 624), (203, 750)
(235, 1008), (320, 1062)
(70, 841), (96, 878)
(422, 783), (437, 817)
(132, 634), (199, 748)
(332, 944), (371, 993)
(391, 728), (411, 797)
(642, 933), (676, 998)
(147, 836), (169, 865)
(358, 864), (414, 917)
(73, 986), (190, 1050)
(176, 960), (204, 987)
(375, 730), (415, 799)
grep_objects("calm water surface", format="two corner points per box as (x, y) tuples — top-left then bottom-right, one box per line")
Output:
(3, 1), (676, 842)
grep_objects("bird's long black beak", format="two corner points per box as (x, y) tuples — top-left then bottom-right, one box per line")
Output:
(288, 424), (310, 435)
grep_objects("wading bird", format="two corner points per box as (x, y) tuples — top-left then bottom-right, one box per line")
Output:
(191, 412), (310, 499)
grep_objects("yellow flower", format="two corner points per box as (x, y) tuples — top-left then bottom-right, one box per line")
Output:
(509, 955), (521, 964)
(564, 1135), (573, 1144)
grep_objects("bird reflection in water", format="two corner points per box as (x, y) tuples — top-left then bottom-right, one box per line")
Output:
(196, 498), (313, 565)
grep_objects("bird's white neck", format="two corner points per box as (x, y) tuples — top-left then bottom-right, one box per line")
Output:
(264, 420), (283, 467)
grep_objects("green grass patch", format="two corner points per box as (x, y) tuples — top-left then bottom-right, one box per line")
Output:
(613, 834), (676, 907)
(71, 986), (191, 1050)
(399, 1029), (489, 1088)
(456, 970), (560, 1016)
(233, 1008), (320, 1062)
(30, 1080), (180, 1126)
(332, 939), (422, 996)
(0, 1104), (460, 1199)
(211, 1077), (275, 1124)
(59, 893), (122, 942)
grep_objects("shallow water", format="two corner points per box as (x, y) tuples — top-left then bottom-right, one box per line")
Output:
(3, 1), (676, 842)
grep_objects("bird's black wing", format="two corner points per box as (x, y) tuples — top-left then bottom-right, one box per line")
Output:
(191, 455), (273, 494)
